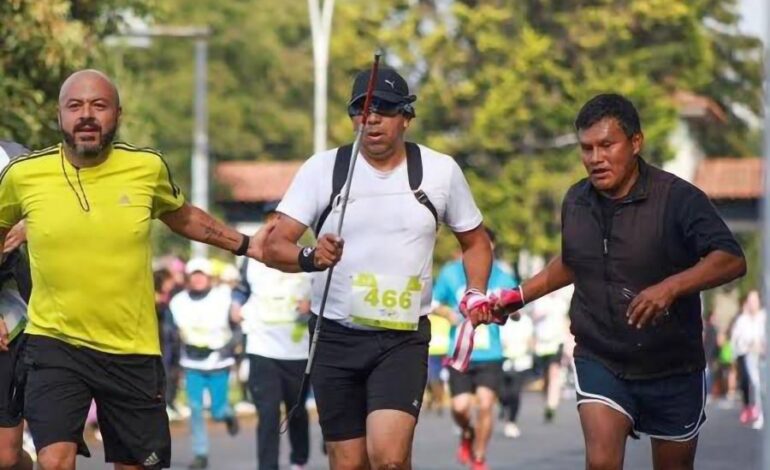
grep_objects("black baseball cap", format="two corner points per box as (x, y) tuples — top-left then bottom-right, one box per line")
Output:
(348, 67), (417, 106)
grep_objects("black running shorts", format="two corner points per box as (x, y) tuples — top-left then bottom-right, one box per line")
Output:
(448, 360), (503, 397)
(308, 315), (430, 442)
(0, 335), (24, 427)
(22, 335), (171, 467)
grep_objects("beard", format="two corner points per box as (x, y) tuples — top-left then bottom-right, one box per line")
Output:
(61, 122), (118, 159)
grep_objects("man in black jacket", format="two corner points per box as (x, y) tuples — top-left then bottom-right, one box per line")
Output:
(495, 94), (746, 470)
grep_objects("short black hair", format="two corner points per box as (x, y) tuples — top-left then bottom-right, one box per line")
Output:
(574, 93), (642, 138)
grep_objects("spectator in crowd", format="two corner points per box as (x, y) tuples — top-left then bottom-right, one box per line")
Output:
(731, 290), (766, 430)
(499, 310), (534, 438)
(169, 258), (240, 469)
(531, 287), (572, 423)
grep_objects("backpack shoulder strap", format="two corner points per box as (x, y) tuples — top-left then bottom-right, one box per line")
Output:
(405, 142), (438, 227)
(315, 144), (353, 235)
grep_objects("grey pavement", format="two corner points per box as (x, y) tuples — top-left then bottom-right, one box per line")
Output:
(75, 393), (761, 469)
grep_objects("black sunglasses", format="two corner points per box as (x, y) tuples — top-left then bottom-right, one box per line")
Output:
(348, 97), (404, 118)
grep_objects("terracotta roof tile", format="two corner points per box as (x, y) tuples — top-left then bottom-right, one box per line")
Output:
(694, 157), (762, 199)
(215, 161), (303, 202)
(216, 157), (763, 203)
(673, 91), (728, 124)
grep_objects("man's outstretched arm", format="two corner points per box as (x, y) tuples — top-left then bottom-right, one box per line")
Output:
(160, 204), (264, 260)
(496, 255), (574, 316)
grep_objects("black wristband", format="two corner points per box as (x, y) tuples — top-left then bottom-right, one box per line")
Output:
(233, 234), (249, 256)
(298, 246), (321, 272)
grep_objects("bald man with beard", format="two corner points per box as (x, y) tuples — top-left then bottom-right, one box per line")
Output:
(0, 70), (268, 470)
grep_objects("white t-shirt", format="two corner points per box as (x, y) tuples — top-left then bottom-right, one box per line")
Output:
(731, 309), (767, 356)
(278, 145), (483, 327)
(531, 285), (573, 356)
(239, 259), (311, 360)
(501, 313), (534, 372)
(169, 286), (235, 370)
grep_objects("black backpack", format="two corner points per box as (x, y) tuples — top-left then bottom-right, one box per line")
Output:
(314, 142), (438, 236)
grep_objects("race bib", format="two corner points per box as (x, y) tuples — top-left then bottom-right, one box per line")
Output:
(0, 287), (27, 342)
(254, 294), (298, 324)
(474, 324), (491, 350)
(182, 325), (229, 350)
(351, 273), (423, 330)
(254, 275), (308, 324)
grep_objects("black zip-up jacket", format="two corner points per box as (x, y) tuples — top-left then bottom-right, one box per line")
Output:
(562, 158), (744, 379)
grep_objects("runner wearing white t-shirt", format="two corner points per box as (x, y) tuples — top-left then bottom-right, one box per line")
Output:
(231, 207), (312, 470)
(531, 285), (572, 423)
(731, 290), (766, 429)
(263, 67), (493, 470)
(169, 258), (239, 469)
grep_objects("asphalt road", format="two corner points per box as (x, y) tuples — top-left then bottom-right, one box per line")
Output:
(73, 392), (761, 469)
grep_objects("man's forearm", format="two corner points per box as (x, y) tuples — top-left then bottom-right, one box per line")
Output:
(521, 255), (574, 303)
(665, 250), (746, 299)
(462, 240), (492, 293)
(264, 237), (303, 273)
(162, 204), (245, 253)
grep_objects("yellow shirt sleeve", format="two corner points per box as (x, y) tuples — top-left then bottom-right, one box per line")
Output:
(151, 158), (185, 219)
(0, 166), (22, 229)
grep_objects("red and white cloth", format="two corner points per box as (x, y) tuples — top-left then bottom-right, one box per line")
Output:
(448, 287), (526, 372)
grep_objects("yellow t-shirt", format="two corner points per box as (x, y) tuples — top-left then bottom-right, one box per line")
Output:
(0, 142), (185, 354)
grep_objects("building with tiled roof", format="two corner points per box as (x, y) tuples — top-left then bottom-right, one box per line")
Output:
(215, 91), (762, 232)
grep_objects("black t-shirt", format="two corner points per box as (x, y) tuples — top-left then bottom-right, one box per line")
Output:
(663, 179), (744, 266)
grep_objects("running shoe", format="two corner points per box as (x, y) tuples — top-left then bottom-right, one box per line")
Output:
(544, 407), (555, 423)
(225, 416), (239, 436)
(503, 422), (521, 439)
(22, 429), (36, 463)
(471, 458), (489, 470)
(457, 428), (474, 465)
(750, 405), (761, 422)
(740, 406), (752, 424)
(188, 455), (208, 469)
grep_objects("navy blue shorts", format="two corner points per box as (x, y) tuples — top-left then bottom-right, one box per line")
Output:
(574, 356), (706, 441)
(427, 355), (444, 384)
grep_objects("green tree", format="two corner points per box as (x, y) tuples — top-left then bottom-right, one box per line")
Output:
(103, 0), (761, 264)
(330, 0), (761, 264)
(0, 0), (155, 148)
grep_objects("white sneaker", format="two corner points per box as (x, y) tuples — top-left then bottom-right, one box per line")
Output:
(305, 396), (317, 410)
(752, 413), (764, 430)
(234, 401), (257, 416)
(166, 406), (182, 422)
(177, 404), (191, 419)
(22, 429), (36, 462)
(503, 422), (521, 439)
